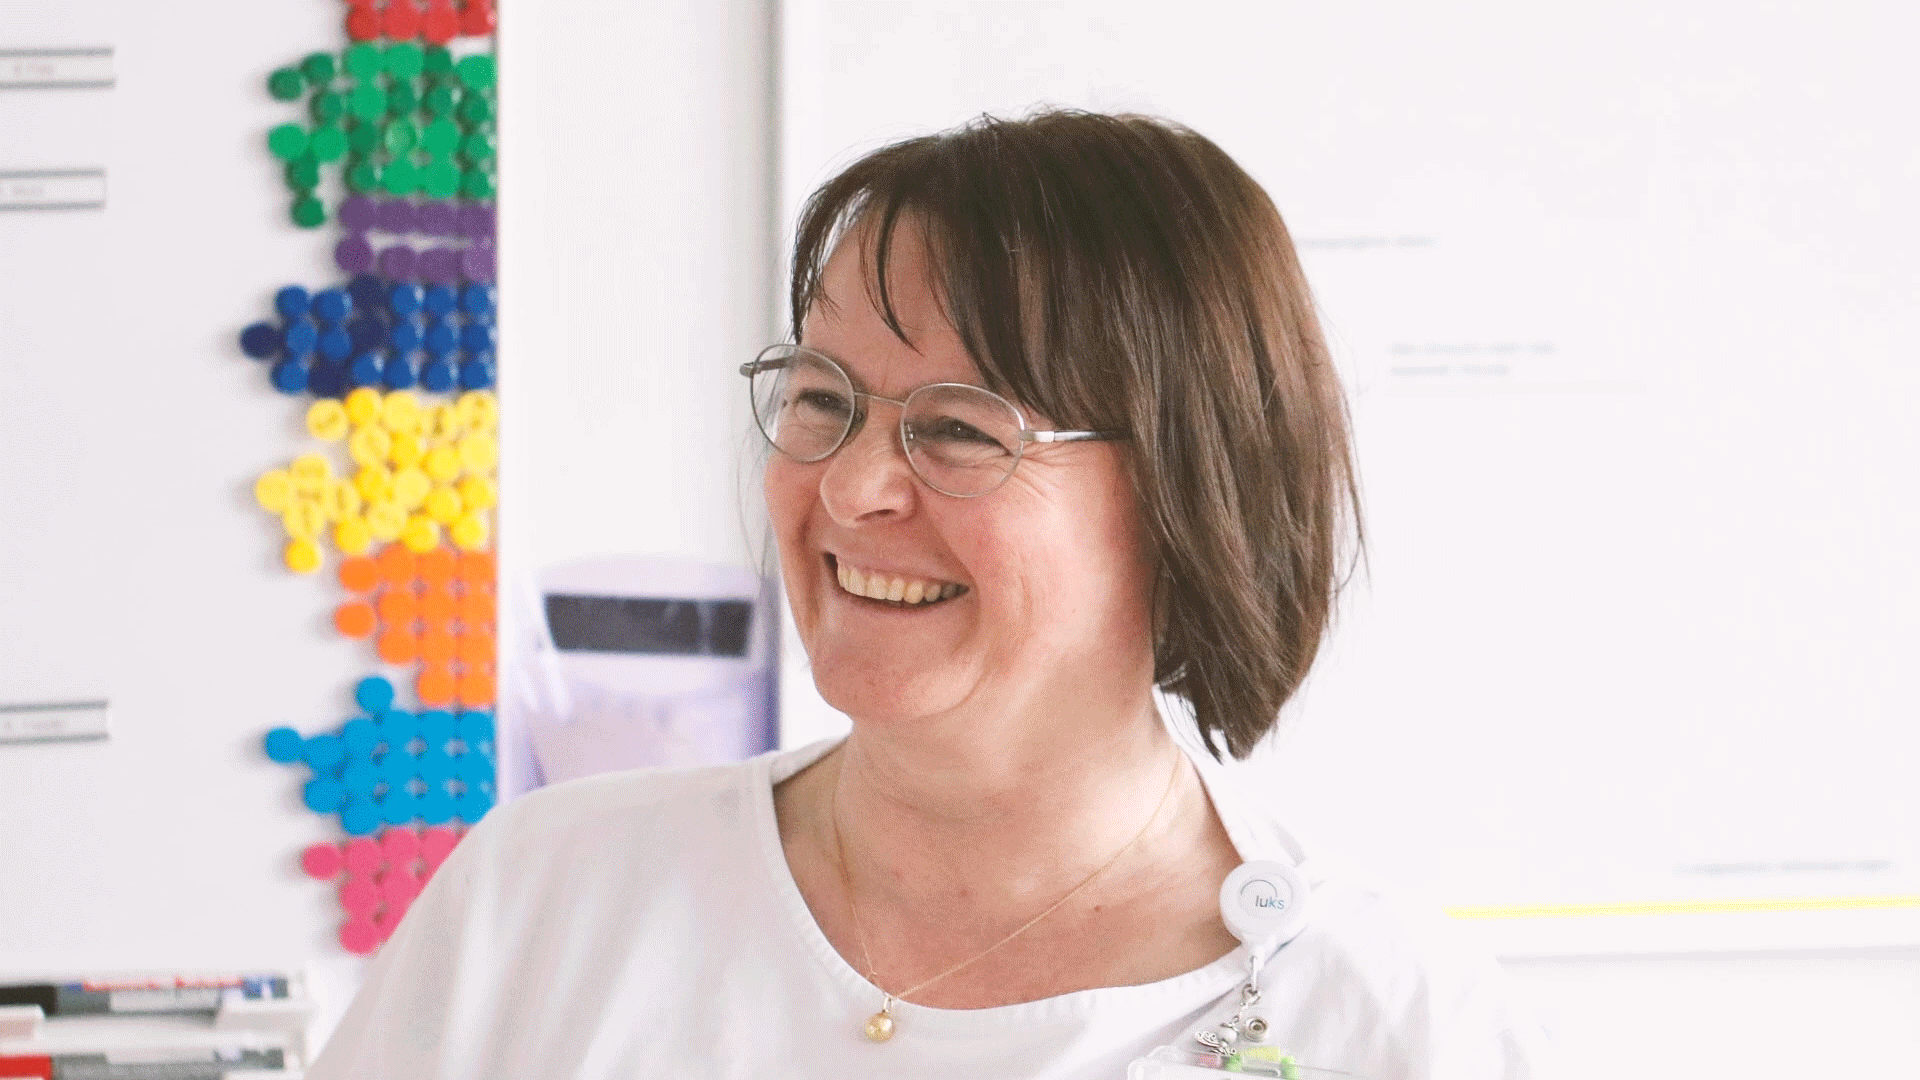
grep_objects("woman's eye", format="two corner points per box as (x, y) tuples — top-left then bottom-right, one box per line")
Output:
(921, 418), (999, 446)
(794, 389), (853, 417)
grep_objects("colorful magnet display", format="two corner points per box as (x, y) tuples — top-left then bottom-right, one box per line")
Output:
(247, 0), (497, 956)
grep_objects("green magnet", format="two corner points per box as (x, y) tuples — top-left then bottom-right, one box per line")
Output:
(291, 196), (327, 228)
(423, 84), (457, 118)
(345, 43), (382, 81)
(284, 157), (320, 192)
(461, 168), (494, 200)
(422, 46), (453, 78)
(382, 158), (421, 196)
(421, 159), (460, 199)
(347, 120), (380, 154)
(457, 93), (493, 125)
(387, 80), (419, 117)
(454, 54), (495, 91)
(383, 119), (419, 155)
(422, 118), (461, 155)
(384, 43), (425, 80)
(267, 68), (305, 101)
(309, 124), (349, 162)
(348, 83), (387, 123)
(301, 51), (337, 85)
(346, 159), (381, 194)
(267, 123), (309, 161)
(311, 90), (346, 125)
(460, 131), (494, 165)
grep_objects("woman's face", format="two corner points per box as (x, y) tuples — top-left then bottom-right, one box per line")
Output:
(765, 227), (1157, 733)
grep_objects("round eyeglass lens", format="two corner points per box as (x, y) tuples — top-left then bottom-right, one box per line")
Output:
(749, 346), (855, 462)
(903, 383), (1024, 496)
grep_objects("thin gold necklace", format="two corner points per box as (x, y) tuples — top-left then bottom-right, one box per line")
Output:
(829, 747), (1183, 1043)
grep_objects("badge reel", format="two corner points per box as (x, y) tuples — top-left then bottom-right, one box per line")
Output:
(1128, 861), (1347, 1080)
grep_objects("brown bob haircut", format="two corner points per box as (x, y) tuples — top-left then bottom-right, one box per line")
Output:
(786, 109), (1361, 760)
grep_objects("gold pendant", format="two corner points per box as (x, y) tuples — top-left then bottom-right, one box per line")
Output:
(863, 997), (896, 1042)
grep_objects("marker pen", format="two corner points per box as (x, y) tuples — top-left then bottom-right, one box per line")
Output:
(0, 977), (289, 1019)
(0, 1047), (288, 1080)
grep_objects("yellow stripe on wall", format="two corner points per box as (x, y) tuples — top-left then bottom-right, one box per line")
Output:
(1446, 895), (1920, 920)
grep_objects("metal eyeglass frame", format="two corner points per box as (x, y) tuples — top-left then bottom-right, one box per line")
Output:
(740, 343), (1122, 498)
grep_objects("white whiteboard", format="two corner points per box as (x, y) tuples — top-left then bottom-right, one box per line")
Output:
(777, 0), (1920, 953)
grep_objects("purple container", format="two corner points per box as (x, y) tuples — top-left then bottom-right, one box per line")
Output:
(378, 244), (419, 280)
(460, 242), (496, 283)
(376, 199), (416, 235)
(339, 196), (377, 232)
(335, 235), (375, 274)
(416, 201), (455, 237)
(418, 247), (459, 284)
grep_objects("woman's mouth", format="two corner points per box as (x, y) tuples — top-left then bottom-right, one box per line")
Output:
(828, 555), (968, 607)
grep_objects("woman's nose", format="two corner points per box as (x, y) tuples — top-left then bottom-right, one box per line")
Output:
(817, 405), (917, 525)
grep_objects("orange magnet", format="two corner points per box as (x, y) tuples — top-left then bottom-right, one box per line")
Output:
(419, 584), (456, 630)
(334, 600), (377, 638)
(455, 668), (495, 708)
(377, 587), (419, 627)
(338, 556), (378, 595)
(376, 625), (419, 665)
(375, 544), (417, 589)
(419, 627), (455, 664)
(415, 664), (455, 707)
(417, 547), (457, 588)
(456, 550), (494, 588)
(455, 627), (495, 666)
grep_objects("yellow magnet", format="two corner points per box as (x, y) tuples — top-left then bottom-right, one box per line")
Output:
(382, 390), (423, 434)
(400, 513), (441, 554)
(254, 469), (293, 513)
(345, 387), (384, 428)
(290, 452), (333, 494)
(348, 425), (392, 468)
(365, 500), (406, 541)
(283, 499), (327, 541)
(456, 473), (497, 512)
(456, 390), (498, 432)
(306, 399), (350, 441)
(450, 510), (489, 552)
(388, 430), (426, 469)
(424, 484), (464, 524)
(334, 515), (374, 556)
(457, 431), (498, 474)
(392, 465), (432, 510)
(355, 463), (395, 503)
(284, 538), (324, 574)
(323, 478), (364, 521)
(429, 402), (463, 440)
(423, 442), (462, 483)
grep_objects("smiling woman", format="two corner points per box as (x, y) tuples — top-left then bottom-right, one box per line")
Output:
(307, 111), (1553, 1080)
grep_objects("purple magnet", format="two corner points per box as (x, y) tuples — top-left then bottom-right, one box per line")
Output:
(335, 235), (375, 274)
(416, 200), (455, 237)
(460, 242), (495, 283)
(418, 247), (459, 284)
(455, 203), (494, 239)
(379, 244), (419, 280)
(340, 196), (377, 232)
(376, 199), (417, 235)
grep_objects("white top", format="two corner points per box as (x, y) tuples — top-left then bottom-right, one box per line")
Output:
(309, 740), (1556, 1080)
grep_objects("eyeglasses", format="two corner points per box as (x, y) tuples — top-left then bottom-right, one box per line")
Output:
(740, 344), (1121, 498)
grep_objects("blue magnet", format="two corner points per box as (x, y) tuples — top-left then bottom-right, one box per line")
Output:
(304, 777), (347, 813)
(417, 749), (456, 782)
(355, 675), (396, 716)
(417, 789), (456, 825)
(418, 710), (456, 746)
(458, 323), (495, 353)
(458, 283), (495, 317)
(282, 318), (318, 356)
(240, 322), (281, 359)
(422, 318), (457, 357)
(311, 288), (352, 325)
(458, 354), (495, 390)
(264, 726), (305, 763)
(342, 761), (382, 799)
(422, 283), (457, 317)
(383, 353), (419, 390)
(341, 717), (382, 759)
(454, 753), (494, 784)
(378, 749), (418, 787)
(455, 789), (494, 824)
(270, 358), (310, 394)
(380, 790), (420, 826)
(455, 710), (493, 745)
(347, 313), (389, 351)
(274, 285), (311, 320)
(420, 357), (457, 392)
(388, 282), (424, 317)
(388, 318), (422, 353)
(379, 707), (419, 743)
(347, 273), (387, 311)
(318, 326), (353, 361)
(340, 795), (382, 836)
(348, 351), (386, 388)
(308, 358), (348, 397)
(303, 734), (347, 771)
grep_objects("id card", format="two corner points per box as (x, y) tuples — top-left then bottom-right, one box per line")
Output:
(1127, 1046), (1359, 1079)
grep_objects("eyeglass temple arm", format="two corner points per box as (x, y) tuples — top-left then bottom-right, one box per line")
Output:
(1023, 430), (1120, 443)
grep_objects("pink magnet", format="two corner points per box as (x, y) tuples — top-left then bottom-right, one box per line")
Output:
(380, 865), (422, 905)
(373, 899), (409, 938)
(343, 836), (384, 876)
(419, 825), (458, 867)
(340, 917), (381, 955)
(381, 826), (420, 862)
(335, 235), (374, 274)
(340, 874), (380, 915)
(300, 842), (344, 879)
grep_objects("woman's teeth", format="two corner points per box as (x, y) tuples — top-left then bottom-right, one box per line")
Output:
(836, 562), (965, 605)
